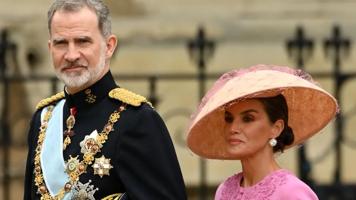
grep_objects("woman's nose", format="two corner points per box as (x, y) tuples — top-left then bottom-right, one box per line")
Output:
(230, 121), (241, 135)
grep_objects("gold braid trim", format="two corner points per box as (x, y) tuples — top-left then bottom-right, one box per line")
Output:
(36, 92), (65, 110)
(109, 88), (152, 107)
(102, 193), (125, 200)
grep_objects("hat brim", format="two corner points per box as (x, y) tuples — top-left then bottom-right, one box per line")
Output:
(187, 70), (338, 159)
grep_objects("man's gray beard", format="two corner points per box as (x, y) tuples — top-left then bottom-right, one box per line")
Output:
(56, 50), (106, 89)
(57, 69), (92, 88)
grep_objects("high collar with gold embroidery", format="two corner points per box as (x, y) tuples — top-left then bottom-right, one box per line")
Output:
(64, 71), (117, 110)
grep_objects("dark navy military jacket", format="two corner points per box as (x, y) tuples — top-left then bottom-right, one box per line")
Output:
(24, 71), (187, 200)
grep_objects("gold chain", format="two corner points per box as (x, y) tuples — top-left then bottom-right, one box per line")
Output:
(34, 104), (126, 199)
(63, 107), (77, 150)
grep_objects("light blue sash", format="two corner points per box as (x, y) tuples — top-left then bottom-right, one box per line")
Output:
(40, 99), (71, 199)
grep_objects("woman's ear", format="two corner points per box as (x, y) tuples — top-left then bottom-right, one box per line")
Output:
(272, 119), (284, 138)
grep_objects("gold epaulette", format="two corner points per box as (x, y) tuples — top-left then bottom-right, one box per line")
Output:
(109, 88), (152, 107)
(35, 92), (65, 110)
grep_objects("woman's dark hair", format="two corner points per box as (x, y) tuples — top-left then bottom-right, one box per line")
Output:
(257, 94), (294, 153)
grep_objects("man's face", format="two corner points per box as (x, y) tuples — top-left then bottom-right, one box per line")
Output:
(48, 6), (116, 94)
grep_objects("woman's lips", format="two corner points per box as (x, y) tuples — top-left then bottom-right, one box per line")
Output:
(227, 138), (243, 145)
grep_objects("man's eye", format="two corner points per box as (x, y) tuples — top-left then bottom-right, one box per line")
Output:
(79, 39), (89, 43)
(54, 41), (67, 46)
(77, 38), (91, 44)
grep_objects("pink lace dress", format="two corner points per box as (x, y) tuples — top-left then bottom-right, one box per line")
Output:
(215, 169), (319, 200)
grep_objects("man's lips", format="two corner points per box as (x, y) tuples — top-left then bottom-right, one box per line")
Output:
(61, 65), (86, 72)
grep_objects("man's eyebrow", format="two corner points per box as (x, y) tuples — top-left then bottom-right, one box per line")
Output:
(52, 38), (66, 44)
(74, 36), (93, 41)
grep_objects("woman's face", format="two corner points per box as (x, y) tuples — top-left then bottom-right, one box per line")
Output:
(223, 99), (282, 158)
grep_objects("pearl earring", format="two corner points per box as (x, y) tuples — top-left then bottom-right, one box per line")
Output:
(269, 138), (277, 147)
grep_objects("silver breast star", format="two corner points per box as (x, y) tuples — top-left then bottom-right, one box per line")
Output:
(92, 155), (113, 178)
(71, 180), (98, 200)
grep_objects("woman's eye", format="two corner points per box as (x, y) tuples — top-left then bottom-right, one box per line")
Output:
(224, 112), (233, 123)
(242, 115), (254, 122)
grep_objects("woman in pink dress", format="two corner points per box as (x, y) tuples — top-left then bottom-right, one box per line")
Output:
(187, 64), (338, 200)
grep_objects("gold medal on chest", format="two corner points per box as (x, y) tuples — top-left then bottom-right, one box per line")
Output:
(92, 155), (113, 178)
(80, 130), (103, 154)
(66, 155), (80, 174)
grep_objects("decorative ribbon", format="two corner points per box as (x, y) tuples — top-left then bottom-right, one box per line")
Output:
(40, 99), (71, 199)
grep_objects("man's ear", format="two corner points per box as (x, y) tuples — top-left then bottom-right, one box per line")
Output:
(105, 34), (117, 58)
(272, 119), (284, 138)
(48, 39), (52, 51)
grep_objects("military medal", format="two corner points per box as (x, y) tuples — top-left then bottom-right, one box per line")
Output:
(63, 107), (77, 150)
(66, 156), (80, 174)
(80, 130), (102, 154)
(71, 180), (98, 200)
(92, 155), (113, 178)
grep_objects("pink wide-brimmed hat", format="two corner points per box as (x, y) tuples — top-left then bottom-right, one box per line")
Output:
(187, 64), (338, 159)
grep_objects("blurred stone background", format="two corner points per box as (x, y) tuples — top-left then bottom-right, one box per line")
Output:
(1, 0), (356, 199)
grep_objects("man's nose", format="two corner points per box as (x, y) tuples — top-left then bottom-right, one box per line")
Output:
(64, 44), (80, 62)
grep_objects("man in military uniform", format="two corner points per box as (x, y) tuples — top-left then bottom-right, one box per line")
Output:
(23, 0), (187, 199)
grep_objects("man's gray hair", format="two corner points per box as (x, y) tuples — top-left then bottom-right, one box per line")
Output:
(48, 0), (111, 37)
